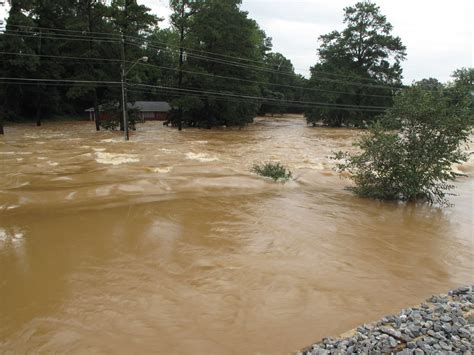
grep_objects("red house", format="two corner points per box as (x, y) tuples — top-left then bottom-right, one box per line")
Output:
(85, 101), (171, 122)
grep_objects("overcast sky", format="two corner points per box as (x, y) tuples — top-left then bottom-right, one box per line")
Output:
(1, 0), (472, 83)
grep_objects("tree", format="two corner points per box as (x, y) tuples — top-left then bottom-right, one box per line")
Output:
(447, 67), (474, 124)
(0, 0), (39, 121)
(259, 52), (300, 116)
(306, 1), (406, 127)
(65, 0), (115, 131)
(169, 0), (271, 128)
(334, 83), (472, 205)
(0, 0), (164, 129)
(110, 0), (158, 130)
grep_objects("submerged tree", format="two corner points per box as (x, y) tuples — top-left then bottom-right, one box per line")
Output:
(334, 81), (472, 205)
(306, 1), (406, 127)
(169, 0), (271, 128)
(447, 67), (474, 124)
(259, 52), (304, 116)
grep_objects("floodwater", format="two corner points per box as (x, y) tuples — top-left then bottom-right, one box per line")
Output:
(0, 116), (473, 354)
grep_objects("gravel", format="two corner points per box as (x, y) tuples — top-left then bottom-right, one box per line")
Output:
(298, 285), (473, 355)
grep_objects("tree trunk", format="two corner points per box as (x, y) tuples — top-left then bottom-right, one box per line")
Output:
(36, 29), (42, 127)
(0, 123), (4, 135)
(35, 96), (42, 127)
(94, 90), (100, 131)
(88, 2), (100, 132)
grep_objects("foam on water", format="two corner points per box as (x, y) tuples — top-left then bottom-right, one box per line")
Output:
(0, 229), (6, 242)
(95, 152), (139, 165)
(51, 177), (73, 182)
(0, 228), (24, 246)
(65, 192), (77, 200)
(295, 163), (325, 170)
(101, 138), (121, 143)
(185, 152), (219, 162)
(153, 167), (173, 173)
(118, 185), (145, 192)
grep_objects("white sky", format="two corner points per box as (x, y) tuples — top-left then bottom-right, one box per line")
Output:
(1, 0), (472, 83)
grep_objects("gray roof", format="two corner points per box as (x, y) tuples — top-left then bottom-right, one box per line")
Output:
(85, 101), (170, 112)
(131, 101), (171, 112)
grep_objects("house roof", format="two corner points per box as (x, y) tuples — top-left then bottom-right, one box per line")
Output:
(85, 101), (171, 112)
(132, 101), (171, 112)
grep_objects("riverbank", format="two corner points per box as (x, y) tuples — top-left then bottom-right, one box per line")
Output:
(299, 285), (473, 354)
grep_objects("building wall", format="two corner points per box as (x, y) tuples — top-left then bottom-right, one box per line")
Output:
(144, 112), (168, 121)
(90, 111), (168, 122)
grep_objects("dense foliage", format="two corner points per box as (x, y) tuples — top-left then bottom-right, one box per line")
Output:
(0, 0), (303, 131)
(305, 2), (406, 127)
(334, 81), (472, 205)
(251, 161), (293, 182)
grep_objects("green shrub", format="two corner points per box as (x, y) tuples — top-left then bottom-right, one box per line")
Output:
(334, 84), (472, 205)
(99, 118), (136, 131)
(99, 119), (120, 131)
(251, 161), (293, 182)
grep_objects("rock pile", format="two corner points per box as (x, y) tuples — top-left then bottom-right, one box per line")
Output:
(299, 285), (473, 354)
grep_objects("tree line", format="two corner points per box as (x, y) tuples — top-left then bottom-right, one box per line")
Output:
(0, 0), (307, 131)
(0, 0), (472, 133)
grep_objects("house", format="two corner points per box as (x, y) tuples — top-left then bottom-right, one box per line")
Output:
(85, 101), (171, 122)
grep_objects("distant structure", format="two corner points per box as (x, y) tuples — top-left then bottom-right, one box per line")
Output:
(85, 101), (171, 122)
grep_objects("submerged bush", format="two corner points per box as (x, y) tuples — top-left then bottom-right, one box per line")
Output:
(251, 161), (293, 182)
(334, 84), (472, 205)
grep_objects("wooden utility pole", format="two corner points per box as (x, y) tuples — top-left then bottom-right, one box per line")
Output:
(177, 0), (187, 131)
(35, 29), (42, 127)
(87, 0), (100, 131)
(120, 32), (129, 141)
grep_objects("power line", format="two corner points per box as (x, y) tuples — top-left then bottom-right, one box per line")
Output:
(0, 77), (387, 112)
(127, 87), (385, 112)
(137, 61), (394, 98)
(2, 24), (403, 89)
(0, 77), (121, 85)
(0, 50), (394, 99)
(0, 51), (122, 63)
(0, 31), (122, 44)
(129, 82), (389, 110)
(4, 23), (395, 85)
(133, 40), (399, 90)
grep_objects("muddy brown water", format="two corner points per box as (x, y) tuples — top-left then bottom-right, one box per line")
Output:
(0, 116), (473, 354)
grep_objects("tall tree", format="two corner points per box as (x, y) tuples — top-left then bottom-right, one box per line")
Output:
(169, 0), (271, 128)
(110, 0), (158, 130)
(259, 52), (302, 116)
(306, 1), (406, 127)
(65, 0), (114, 131)
(0, 0), (38, 121)
(448, 67), (474, 124)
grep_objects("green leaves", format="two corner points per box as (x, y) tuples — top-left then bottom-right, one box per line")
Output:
(334, 84), (472, 205)
(169, 0), (271, 128)
(306, 1), (405, 128)
(251, 161), (293, 182)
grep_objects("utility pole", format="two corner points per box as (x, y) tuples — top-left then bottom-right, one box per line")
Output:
(120, 32), (129, 141)
(35, 29), (42, 127)
(177, 0), (187, 131)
